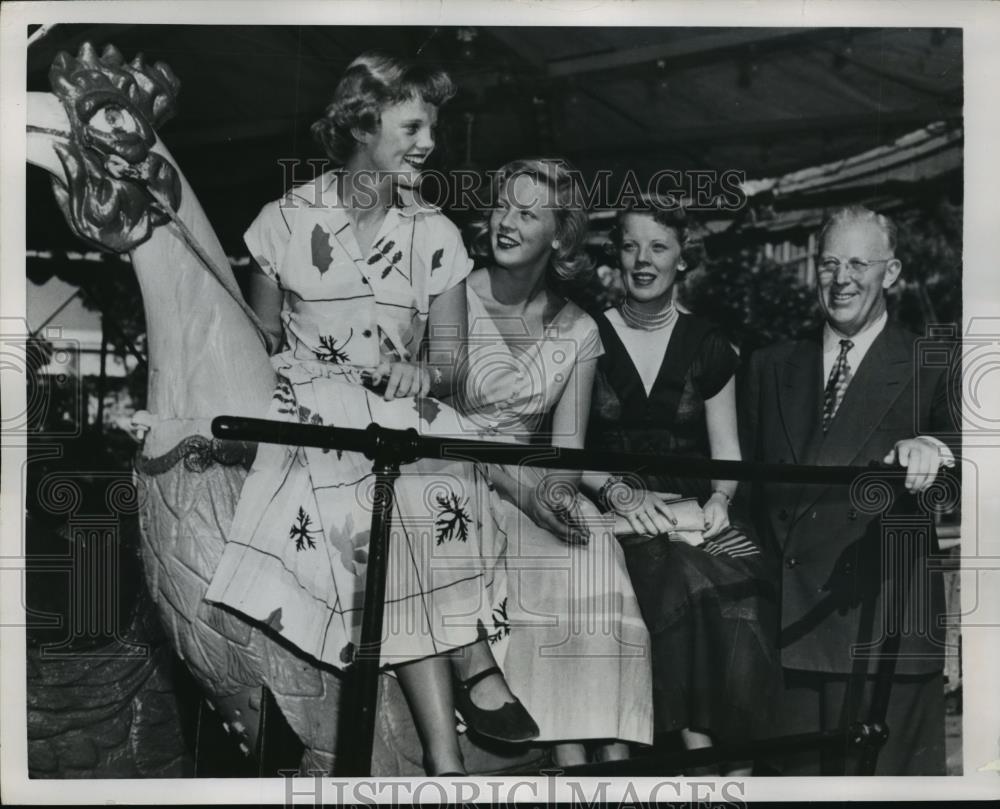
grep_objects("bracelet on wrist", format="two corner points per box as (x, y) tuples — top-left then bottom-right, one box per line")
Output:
(711, 489), (733, 505)
(597, 475), (627, 511)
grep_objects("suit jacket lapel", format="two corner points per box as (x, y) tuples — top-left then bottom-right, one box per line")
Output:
(776, 336), (823, 465)
(794, 326), (910, 519)
(819, 326), (909, 466)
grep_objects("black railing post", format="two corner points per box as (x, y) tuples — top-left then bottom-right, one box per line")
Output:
(852, 530), (918, 775)
(338, 424), (419, 777)
(845, 474), (933, 776)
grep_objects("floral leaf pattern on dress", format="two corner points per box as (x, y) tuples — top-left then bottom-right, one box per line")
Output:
(413, 396), (441, 425)
(328, 518), (368, 576)
(314, 328), (353, 364)
(348, 531), (369, 575)
(367, 237), (408, 281)
(295, 404), (324, 426)
(273, 377), (298, 418)
(370, 237), (396, 259)
(273, 377), (294, 403)
(430, 247), (444, 274)
(311, 224), (334, 276)
(273, 379), (339, 455)
(382, 251), (404, 279)
(366, 238), (394, 266)
(265, 608), (284, 632)
(435, 491), (470, 545)
(486, 597), (510, 646)
(290, 506), (319, 551)
(377, 326), (405, 362)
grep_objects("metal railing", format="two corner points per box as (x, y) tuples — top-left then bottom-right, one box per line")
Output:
(211, 415), (947, 778)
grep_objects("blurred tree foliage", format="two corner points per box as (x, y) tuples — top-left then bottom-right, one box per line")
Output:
(680, 248), (821, 355)
(891, 198), (963, 331)
(553, 248), (624, 316)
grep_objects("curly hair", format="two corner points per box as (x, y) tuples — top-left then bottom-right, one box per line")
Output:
(310, 52), (456, 165)
(469, 158), (593, 282)
(608, 198), (704, 271)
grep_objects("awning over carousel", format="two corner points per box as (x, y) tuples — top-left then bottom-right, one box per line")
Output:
(736, 121), (963, 237)
(25, 23), (963, 256)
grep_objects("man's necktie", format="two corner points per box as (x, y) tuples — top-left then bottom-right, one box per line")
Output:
(822, 338), (854, 432)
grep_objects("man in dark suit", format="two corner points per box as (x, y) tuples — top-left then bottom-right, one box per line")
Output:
(740, 205), (958, 775)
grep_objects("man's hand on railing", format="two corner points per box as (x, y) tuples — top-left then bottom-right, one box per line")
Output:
(883, 436), (950, 494)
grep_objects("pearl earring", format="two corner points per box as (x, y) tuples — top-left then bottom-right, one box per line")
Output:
(551, 239), (561, 249)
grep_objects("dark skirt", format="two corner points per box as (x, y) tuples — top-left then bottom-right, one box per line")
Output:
(621, 522), (782, 743)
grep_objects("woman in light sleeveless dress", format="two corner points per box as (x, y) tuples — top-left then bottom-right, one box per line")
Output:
(446, 159), (653, 767)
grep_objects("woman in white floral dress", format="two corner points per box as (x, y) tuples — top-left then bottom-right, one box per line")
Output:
(205, 54), (532, 776)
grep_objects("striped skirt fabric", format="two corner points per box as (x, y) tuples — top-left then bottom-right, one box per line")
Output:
(700, 525), (761, 559)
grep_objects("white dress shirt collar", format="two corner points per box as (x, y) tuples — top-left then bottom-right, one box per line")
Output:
(822, 311), (888, 380)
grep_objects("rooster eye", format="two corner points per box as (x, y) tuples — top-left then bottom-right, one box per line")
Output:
(89, 104), (138, 135)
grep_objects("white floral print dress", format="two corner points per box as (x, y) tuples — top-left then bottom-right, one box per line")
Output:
(205, 173), (504, 668)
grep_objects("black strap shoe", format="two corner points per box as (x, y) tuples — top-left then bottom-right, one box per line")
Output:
(454, 665), (540, 744)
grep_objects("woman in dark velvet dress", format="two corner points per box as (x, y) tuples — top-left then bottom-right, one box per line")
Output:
(582, 203), (781, 775)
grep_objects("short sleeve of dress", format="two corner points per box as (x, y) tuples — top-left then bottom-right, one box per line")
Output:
(422, 215), (474, 298)
(576, 315), (605, 364)
(244, 198), (293, 284)
(692, 327), (739, 400)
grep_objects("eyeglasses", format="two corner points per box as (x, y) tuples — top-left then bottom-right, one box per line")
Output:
(816, 256), (892, 278)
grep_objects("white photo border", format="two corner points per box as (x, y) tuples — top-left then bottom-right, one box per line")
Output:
(3, 0), (999, 803)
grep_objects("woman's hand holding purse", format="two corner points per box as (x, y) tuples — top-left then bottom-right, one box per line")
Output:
(600, 477), (707, 545)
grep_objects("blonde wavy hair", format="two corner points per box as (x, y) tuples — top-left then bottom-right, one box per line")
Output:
(311, 52), (456, 166)
(469, 158), (594, 282)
